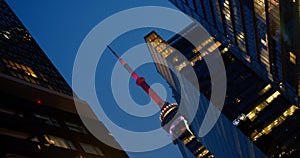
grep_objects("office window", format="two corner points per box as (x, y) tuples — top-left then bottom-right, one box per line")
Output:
(251, 105), (299, 141)
(289, 52), (296, 64)
(254, 0), (266, 20)
(45, 135), (76, 150)
(80, 142), (104, 156)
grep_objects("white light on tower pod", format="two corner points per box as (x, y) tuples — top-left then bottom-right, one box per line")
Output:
(108, 46), (214, 157)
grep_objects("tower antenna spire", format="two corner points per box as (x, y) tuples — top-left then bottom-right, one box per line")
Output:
(107, 45), (165, 108)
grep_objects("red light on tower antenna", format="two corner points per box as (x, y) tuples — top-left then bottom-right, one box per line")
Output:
(36, 99), (42, 105)
(107, 45), (165, 108)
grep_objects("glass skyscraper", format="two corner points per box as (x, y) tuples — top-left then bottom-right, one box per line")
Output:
(145, 22), (300, 157)
(168, 0), (300, 107)
(0, 1), (128, 157)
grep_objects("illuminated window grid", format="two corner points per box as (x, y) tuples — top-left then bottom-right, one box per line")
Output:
(254, 0), (271, 76)
(182, 134), (214, 158)
(1, 57), (37, 78)
(44, 135), (76, 150)
(197, 149), (211, 158)
(222, 0), (235, 43)
(190, 40), (221, 66)
(258, 84), (272, 95)
(148, 36), (174, 58)
(145, 33), (176, 89)
(176, 61), (188, 71)
(190, 53), (203, 66)
(251, 105), (299, 141)
(193, 146), (205, 155)
(192, 36), (215, 53)
(183, 134), (196, 145)
(254, 0), (266, 21)
(246, 91), (280, 121)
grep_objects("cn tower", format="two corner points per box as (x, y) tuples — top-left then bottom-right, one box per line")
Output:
(108, 45), (214, 158)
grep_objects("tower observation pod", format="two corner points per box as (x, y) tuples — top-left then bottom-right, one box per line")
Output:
(108, 46), (214, 158)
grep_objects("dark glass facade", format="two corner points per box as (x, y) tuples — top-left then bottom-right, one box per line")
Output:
(0, 1), (128, 158)
(145, 23), (300, 157)
(168, 0), (300, 107)
(0, 1), (72, 96)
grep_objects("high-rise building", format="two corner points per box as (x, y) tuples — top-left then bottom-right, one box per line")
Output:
(145, 22), (300, 157)
(167, 0), (300, 107)
(0, 1), (128, 158)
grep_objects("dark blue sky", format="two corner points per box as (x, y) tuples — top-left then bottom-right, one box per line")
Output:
(7, 0), (191, 157)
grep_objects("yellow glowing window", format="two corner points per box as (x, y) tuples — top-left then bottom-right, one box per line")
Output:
(192, 37), (214, 53)
(251, 105), (298, 141)
(266, 91), (280, 103)
(247, 91), (280, 121)
(190, 55), (203, 66)
(173, 57), (179, 62)
(193, 146), (205, 155)
(45, 135), (76, 150)
(2, 58), (38, 79)
(258, 84), (271, 95)
(176, 61), (188, 71)
(207, 42), (221, 53)
(183, 135), (195, 145)
(26, 67), (37, 78)
(289, 52), (296, 64)
(247, 111), (256, 121)
(160, 47), (174, 58)
(199, 149), (209, 157)
(225, 13), (231, 21)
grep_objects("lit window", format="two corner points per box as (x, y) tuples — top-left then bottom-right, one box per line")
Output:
(251, 105), (299, 141)
(246, 91), (280, 121)
(183, 135), (195, 145)
(45, 135), (76, 150)
(258, 84), (271, 95)
(192, 37), (214, 53)
(2, 31), (10, 39)
(254, 0), (266, 20)
(80, 142), (104, 156)
(199, 149), (209, 157)
(207, 42), (221, 53)
(173, 57), (179, 62)
(1, 58), (38, 78)
(289, 52), (296, 64)
(190, 54), (203, 66)
(176, 61), (188, 71)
